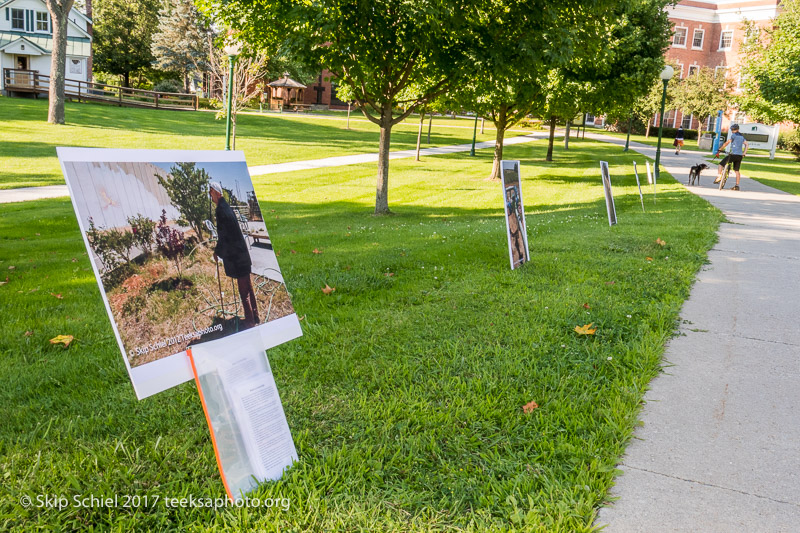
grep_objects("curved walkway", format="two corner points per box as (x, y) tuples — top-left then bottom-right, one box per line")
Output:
(0, 133), (541, 204)
(589, 133), (800, 532)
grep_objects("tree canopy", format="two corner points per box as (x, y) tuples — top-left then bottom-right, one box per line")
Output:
(93, 0), (160, 87)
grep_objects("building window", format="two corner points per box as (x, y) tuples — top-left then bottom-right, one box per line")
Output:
(36, 11), (49, 32)
(688, 65), (699, 76)
(692, 29), (704, 49)
(681, 114), (693, 129)
(715, 66), (729, 79)
(719, 31), (733, 50)
(676, 63), (685, 79)
(11, 8), (24, 30)
(673, 27), (688, 47)
(69, 59), (83, 75)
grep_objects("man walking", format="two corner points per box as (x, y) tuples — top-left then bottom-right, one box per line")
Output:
(209, 182), (260, 329)
(714, 123), (749, 191)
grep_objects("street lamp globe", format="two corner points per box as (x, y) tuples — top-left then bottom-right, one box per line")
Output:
(660, 65), (674, 81)
(224, 41), (242, 57)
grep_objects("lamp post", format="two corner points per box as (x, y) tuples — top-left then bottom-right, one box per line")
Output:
(653, 65), (674, 181)
(223, 40), (243, 151)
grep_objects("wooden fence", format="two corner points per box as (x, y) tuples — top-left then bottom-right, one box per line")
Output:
(3, 69), (198, 111)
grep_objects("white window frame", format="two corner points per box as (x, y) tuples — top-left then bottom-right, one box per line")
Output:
(692, 29), (705, 50)
(673, 26), (688, 48)
(715, 65), (729, 79)
(719, 30), (733, 51)
(688, 65), (700, 77)
(35, 11), (49, 33)
(681, 113), (693, 129)
(676, 63), (685, 79)
(11, 8), (25, 30)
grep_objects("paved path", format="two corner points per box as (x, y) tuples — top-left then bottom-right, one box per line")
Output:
(589, 133), (800, 532)
(0, 133), (541, 204)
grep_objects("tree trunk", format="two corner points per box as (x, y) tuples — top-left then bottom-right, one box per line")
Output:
(564, 121), (571, 150)
(546, 115), (557, 161)
(697, 122), (703, 146)
(427, 115), (433, 144)
(183, 73), (189, 93)
(45, 0), (75, 125)
(415, 110), (425, 161)
(489, 107), (508, 180)
(375, 104), (393, 215)
(123, 71), (130, 88)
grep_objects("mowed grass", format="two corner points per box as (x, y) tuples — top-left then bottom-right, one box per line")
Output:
(0, 139), (721, 532)
(0, 97), (528, 189)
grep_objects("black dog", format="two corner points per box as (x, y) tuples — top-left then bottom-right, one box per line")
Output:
(687, 163), (709, 186)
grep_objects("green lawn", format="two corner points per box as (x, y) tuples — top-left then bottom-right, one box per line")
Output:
(0, 97), (529, 190)
(738, 157), (800, 196)
(0, 138), (721, 532)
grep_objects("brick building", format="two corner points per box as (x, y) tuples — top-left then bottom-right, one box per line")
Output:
(300, 69), (350, 110)
(661, 0), (781, 131)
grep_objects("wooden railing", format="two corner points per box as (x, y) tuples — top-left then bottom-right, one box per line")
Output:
(3, 69), (198, 111)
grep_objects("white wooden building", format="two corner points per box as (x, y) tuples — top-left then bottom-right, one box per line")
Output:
(0, 0), (91, 91)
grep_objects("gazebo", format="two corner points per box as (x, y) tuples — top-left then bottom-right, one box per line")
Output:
(267, 73), (307, 111)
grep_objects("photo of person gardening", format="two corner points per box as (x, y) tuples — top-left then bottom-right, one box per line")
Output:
(63, 159), (297, 369)
(501, 160), (530, 269)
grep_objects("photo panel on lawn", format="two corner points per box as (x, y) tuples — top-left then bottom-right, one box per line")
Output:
(600, 161), (618, 226)
(500, 160), (530, 269)
(57, 148), (302, 399)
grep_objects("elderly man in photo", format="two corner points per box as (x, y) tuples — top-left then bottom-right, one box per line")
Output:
(209, 182), (260, 329)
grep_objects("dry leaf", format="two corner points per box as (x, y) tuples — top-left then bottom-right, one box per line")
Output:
(656, 238), (666, 247)
(8, 266), (15, 270)
(312, 248), (322, 254)
(290, 250), (297, 254)
(49, 334), (74, 347)
(35, 233), (40, 236)
(275, 251), (281, 256)
(646, 257), (653, 262)
(605, 281), (615, 286)
(574, 323), (597, 335)
(298, 315), (306, 321)
(522, 400), (539, 414)
(345, 265), (352, 271)
(24, 331), (33, 337)
(321, 284), (335, 295)
(51, 293), (63, 299)
(384, 272), (394, 277)
(71, 258), (77, 262)
(582, 303), (591, 310)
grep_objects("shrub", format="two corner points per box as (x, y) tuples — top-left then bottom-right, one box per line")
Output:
(155, 210), (186, 278)
(153, 79), (183, 94)
(127, 214), (156, 255)
(86, 217), (136, 270)
(778, 128), (800, 161)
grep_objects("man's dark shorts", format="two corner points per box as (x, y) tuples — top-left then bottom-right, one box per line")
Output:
(720, 154), (744, 171)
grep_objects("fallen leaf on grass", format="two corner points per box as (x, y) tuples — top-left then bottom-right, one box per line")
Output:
(35, 233), (40, 236)
(605, 281), (615, 286)
(656, 238), (666, 246)
(312, 248), (322, 254)
(321, 284), (335, 295)
(522, 400), (539, 413)
(8, 266), (15, 270)
(24, 331), (33, 337)
(646, 257), (653, 262)
(71, 258), (77, 262)
(298, 315), (306, 321)
(275, 251), (280, 256)
(344, 265), (352, 271)
(49, 334), (74, 348)
(574, 323), (597, 335)
(384, 272), (394, 277)
(50, 292), (63, 299)
(290, 250), (297, 254)
(582, 303), (591, 310)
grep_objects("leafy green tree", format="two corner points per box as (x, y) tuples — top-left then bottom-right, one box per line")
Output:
(199, 0), (478, 214)
(93, 0), (160, 87)
(674, 67), (730, 142)
(156, 162), (211, 239)
(151, 0), (213, 92)
(736, 17), (800, 123)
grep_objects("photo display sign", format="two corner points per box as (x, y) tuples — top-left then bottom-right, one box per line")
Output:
(599, 161), (618, 226)
(633, 161), (645, 212)
(188, 328), (297, 501)
(500, 160), (530, 269)
(57, 148), (302, 399)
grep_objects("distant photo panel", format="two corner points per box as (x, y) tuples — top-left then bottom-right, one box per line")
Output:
(501, 160), (530, 269)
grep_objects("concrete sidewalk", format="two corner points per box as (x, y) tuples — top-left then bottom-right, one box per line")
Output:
(0, 133), (541, 204)
(590, 134), (800, 532)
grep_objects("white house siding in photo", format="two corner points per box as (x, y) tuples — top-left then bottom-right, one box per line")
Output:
(0, 0), (91, 91)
